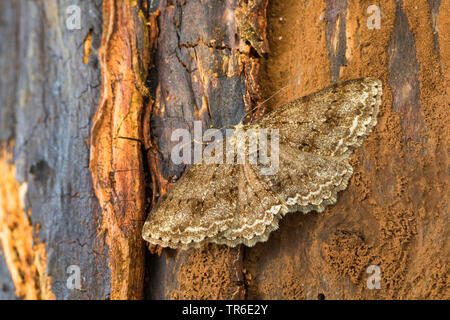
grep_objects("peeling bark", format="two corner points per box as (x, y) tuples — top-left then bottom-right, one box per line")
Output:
(0, 0), (109, 300)
(0, 144), (55, 300)
(90, 0), (157, 300)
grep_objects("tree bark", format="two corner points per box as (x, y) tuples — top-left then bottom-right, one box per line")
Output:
(243, 0), (449, 300)
(0, 0), (109, 299)
(0, 0), (448, 300)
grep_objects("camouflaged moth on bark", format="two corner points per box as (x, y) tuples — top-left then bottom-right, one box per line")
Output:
(142, 78), (382, 249)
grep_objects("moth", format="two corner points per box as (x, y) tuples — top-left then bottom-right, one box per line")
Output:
(142, 78), (382, 249)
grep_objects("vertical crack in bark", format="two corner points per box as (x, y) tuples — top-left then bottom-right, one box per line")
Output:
(325, 0), (349, 83)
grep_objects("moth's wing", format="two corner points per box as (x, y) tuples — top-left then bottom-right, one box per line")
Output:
(212, 159), (287, 247)
(210, 132), (356, 247)
(143, 159), (287, 248)
(247, 78), (382, 213)
(143, 137), (289, 248)
(142, 163), (239, 249)
(257, 78), (382, 157)
(254, 141), (354, 214)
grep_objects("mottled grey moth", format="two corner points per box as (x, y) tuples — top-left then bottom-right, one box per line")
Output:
(142, 78), (382, 249)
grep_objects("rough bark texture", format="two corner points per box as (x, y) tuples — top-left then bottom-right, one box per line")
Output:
(0, 0), (109, 299)
(244, 0), (449, 300)
(0, 0), (448, 300)
(145, 0), (268, 300)
(89, 0), (155, 300)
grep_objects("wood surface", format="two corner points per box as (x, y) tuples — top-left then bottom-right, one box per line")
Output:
(0, 0), (447, 300)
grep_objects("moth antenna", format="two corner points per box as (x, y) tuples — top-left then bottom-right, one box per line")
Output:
(239, 80), (300, 124)
(174, 81), (299, 151)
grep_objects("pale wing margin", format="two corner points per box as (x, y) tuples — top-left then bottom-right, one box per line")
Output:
(143, 163), (238, 249)
(255, 78), (382, 157)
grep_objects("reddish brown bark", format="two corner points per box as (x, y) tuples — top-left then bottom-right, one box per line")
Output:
(244, 0), (449, 300)
(90, 0), (156, 300)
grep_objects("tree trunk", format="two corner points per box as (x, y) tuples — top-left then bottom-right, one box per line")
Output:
(0, 0), (448, 300)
